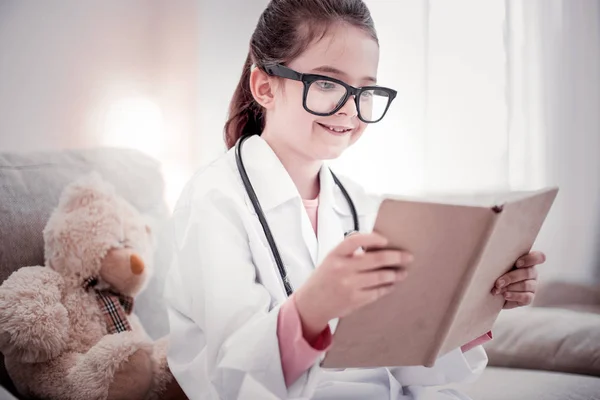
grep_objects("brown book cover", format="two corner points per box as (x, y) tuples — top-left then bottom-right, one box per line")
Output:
(321, 187), (559, 369)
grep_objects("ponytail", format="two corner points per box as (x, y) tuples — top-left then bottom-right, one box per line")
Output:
(223, 51), (265, 149)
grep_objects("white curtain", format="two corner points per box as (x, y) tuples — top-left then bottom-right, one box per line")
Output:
(505, 0), (600, 283)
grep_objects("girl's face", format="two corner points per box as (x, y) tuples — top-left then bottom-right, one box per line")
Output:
(261, 23), (380, 161)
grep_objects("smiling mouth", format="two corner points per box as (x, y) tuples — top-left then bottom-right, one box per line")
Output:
(317, 123), (353, 134)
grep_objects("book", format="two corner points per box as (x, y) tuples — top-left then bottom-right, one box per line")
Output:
(320, 187), (559, 368)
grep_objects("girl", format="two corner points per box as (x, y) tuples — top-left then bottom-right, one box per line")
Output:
(165, 1), (546, 399)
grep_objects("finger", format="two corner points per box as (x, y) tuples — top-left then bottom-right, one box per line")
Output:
(336, 232), (388, 256)
(363, 282), (397, 303)
(502, 301), (522, 310)
(358, 268), (408, 290)
(495, 267), (538, 289)
(350, 249), (414, 272)
(492, 279), (537, 295)
(503, 291), (534, 305)
(515, 251), (546, 268)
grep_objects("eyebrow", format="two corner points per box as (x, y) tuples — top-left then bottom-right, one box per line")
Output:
(310, 65), (377, 84)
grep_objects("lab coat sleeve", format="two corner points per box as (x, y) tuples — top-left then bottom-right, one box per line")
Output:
(165, 192), (318, 400)
(389, 345), (488, 388)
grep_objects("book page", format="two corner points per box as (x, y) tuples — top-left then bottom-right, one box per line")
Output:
(382, 187), (556, 209)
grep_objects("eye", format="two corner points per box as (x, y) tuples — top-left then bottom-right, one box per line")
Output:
(315, 80), (337, 90)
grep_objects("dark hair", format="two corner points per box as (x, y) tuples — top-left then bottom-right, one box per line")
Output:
(223, 0), (378, 149)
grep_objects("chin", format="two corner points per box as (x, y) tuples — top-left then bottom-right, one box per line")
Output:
(311, 128), (357, 159)
(312, 142), (349, 160)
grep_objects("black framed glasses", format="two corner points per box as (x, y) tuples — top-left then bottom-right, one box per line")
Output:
(262, 63), (397, 124)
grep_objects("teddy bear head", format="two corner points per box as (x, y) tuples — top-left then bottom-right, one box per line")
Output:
(42, 172), (155, 297)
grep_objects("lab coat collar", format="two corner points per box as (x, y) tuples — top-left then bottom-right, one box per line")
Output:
(236, 134), (321, 267)
(235, 134), (373, 267)
(316, 166), (374, 264)
(236, 134), (370, 217)
(236, 134), (301, 213)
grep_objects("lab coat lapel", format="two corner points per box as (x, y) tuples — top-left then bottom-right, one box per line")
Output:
(316, 167), (347, 266)
(298, 198), (319, 268)
(238, 135), (318, 269)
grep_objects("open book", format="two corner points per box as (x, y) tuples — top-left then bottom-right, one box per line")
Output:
(321, 187), (559, 368)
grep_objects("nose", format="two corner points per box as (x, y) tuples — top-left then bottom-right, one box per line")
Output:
(130, 254), (145, 275)
(336, 95), (358, 118)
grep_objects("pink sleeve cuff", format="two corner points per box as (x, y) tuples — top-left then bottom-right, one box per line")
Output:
(277, 294), (332, 386)
(461, 331), (493, 353)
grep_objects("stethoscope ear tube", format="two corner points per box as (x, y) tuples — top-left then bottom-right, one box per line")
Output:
(235, 134), (360, 297)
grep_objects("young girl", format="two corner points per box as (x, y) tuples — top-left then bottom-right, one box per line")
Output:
(165, 1), (546, 398)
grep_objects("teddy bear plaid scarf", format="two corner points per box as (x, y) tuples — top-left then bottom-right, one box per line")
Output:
(83, 277), (134, 334)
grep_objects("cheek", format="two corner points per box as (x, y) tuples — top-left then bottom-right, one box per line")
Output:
(350, 122), (368, 144)
(280, 96), (315, 134)
(277, 81), (304, 111)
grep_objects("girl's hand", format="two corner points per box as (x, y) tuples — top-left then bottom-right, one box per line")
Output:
(492, 251), (546, 310)
(294, 232), (413, 341)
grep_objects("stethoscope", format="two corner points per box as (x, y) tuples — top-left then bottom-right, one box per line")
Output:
(235, 134), (360, 296)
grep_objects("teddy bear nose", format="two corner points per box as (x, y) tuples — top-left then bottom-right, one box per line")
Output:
(130, 254), (145, 275)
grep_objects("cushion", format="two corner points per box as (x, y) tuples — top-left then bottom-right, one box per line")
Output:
(0, 147), (175, 397)
(533, 280), (600, 308)
(460, 366), (600, 400)
(483, 306), (600, 377)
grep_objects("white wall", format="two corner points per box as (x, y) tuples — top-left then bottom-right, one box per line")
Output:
(193, 0), (270, 166)
(0, 0), (200, 208)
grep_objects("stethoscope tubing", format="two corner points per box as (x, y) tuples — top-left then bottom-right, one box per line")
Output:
(235, 134), (360, 296)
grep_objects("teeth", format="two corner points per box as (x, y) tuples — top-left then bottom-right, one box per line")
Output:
(323, 124), (350, 133)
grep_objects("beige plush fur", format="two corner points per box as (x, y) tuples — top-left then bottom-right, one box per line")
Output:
(0, 172), (186, 400)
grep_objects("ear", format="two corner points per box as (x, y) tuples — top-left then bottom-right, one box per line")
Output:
(249, 66), (277, 110)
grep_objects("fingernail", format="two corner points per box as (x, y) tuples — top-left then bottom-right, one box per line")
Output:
(491, 288), (499, 295)
(505, 293), (513, 299)
(497, 279), (505, 288)
(516, 260), (525, 267)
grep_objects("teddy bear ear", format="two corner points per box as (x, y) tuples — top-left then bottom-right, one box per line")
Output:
(57, 171), (116, 212)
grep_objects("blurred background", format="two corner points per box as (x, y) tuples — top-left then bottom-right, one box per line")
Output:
(0, 0), (598, 284)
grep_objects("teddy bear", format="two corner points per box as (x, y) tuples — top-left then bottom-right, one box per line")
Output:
(0, 172), (186, 400)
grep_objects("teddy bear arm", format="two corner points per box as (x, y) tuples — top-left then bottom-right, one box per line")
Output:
(0, 266), (70, 363)
(66, 331), (156, 399)
(144, 336), (187, 400)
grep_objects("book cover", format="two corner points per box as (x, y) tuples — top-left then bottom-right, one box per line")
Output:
(321, 187), (558, 369)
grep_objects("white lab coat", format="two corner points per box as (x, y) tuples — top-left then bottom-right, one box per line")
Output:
(164, 135), (488, 400)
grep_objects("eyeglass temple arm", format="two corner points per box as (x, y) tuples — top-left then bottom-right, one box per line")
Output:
(263, 63), (303, 81)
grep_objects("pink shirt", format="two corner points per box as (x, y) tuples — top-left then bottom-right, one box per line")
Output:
(302, 197), (319, 233)
(276, 198), (493, 387)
